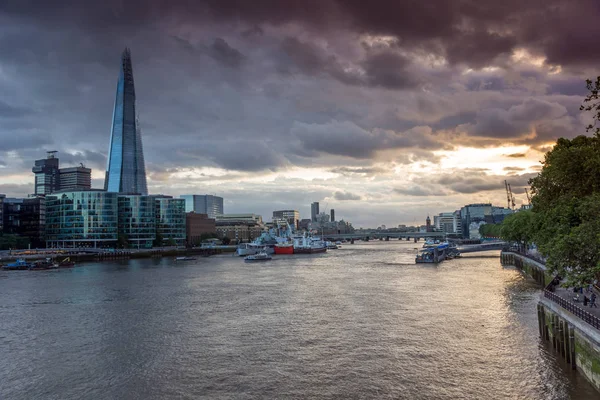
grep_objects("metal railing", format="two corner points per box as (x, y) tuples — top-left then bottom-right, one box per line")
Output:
(543, 290), (600, 330)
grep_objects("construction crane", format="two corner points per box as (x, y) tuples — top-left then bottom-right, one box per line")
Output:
(504, 180), (512, 210)
(525, 188), (532, 206)
(508, 183), (516, 210)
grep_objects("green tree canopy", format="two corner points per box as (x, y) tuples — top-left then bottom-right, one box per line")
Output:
(527, 132), (600, 285)
(500, 211), (535, 246)
(479, 223), (502, 238)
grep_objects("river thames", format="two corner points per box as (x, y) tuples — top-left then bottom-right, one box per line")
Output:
(0, 241), (597, 399)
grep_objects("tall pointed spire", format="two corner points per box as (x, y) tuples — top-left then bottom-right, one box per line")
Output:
(105, 48), (148, 195)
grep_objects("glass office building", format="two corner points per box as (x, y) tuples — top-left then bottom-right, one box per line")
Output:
(153, 196), (186, 245)
(180, 194), (224, 219)
(118, 195), (156, 248)
(46, 191), (118, 248)
(105, 48), (148, 195)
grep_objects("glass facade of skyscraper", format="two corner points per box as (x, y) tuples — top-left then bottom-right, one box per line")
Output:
(153, 196), (186, 245)
(105, 48), (148, 195)
(118, 195), (156, 248)
(180, 194), (223, 219)
(46, 191), (118, 247)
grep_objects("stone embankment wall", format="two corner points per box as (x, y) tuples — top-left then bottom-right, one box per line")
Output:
(501, 251), (600, 393)
(500, 251), (551, 286)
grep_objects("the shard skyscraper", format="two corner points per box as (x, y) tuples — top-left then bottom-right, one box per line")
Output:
(104, 48), (148, 195)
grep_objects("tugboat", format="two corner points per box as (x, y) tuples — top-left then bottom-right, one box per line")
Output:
(244, 252), (272, 263)
(2, 259), (32, 270)
(29, 258), (58, 270)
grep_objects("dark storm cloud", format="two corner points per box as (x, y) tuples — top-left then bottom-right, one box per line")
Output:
(59, 150), (107, 169)
(291, 121), (442, 159)
(463, 98), (568, 140)
(0, 100), (34, 118)
(1, 133), (52, 152)
(2, 0), (600, 69)
(362, 51), (420, 90)
(176, 141), (289, 172)
(209, 38), (246, 68)
(416, 170), (539, 195)
(333, 191), (361, 201)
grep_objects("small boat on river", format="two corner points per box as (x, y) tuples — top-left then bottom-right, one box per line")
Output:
(2, 259), (32, 270)
(175, 256), (197, 261)
(244, 252), (272, 262)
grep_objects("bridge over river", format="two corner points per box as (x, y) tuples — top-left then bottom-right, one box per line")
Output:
(324, 232), (446, 241)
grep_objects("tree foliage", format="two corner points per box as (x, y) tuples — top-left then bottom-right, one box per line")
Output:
(580, 76), (600, 135)
(500, 211), (535, 247)
(527, 131), (600, 285)
(479, 223), (502, 238)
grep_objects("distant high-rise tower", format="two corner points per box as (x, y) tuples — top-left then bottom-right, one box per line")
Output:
(32, 151), (60, 195)
(105, 48), (148, 195)
(330, 209), (335, 222)
(311, 202), (319, 222)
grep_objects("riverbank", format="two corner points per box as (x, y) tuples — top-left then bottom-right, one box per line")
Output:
(0, 245), (238, 265)
(502, 250), (600, 393)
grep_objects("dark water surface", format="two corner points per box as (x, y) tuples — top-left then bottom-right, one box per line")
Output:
(0, 242), (597, 399)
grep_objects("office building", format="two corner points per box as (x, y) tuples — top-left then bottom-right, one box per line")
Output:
(46, 191), (118, 248)
(272, 210), (299, 228)
(32, 151), (92, 195)
(105, 48), (148, 195)
(59, 166), (92, 191)
(118, 195), (156, 248)
(153, 196), (186, 245)
(32, 151), (60, 195)
(180, 194), (224, 219)
(186, 213), (216, 246)
(2, 197), (46, 247)
(459, 203), (512, 239)
(311, 202), (319, 222)
(434, 211), (462, 235)
(330, 209), (335, 222)
(215, 214), (264, 243)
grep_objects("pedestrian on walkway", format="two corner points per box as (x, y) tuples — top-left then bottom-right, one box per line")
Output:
(591, 293), (597, 308)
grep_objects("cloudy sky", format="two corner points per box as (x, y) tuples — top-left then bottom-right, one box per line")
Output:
(0, 1), (598, 227)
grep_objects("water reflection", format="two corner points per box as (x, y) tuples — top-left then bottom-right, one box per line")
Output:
(0, 242), (596, 399)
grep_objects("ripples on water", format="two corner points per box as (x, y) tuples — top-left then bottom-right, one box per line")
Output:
(0, 242), (597, 399)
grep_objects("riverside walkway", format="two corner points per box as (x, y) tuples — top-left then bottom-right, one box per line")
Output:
(547, 284), (600, 330)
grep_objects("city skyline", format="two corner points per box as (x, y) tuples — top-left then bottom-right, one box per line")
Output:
(0, 1), (598, 227)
